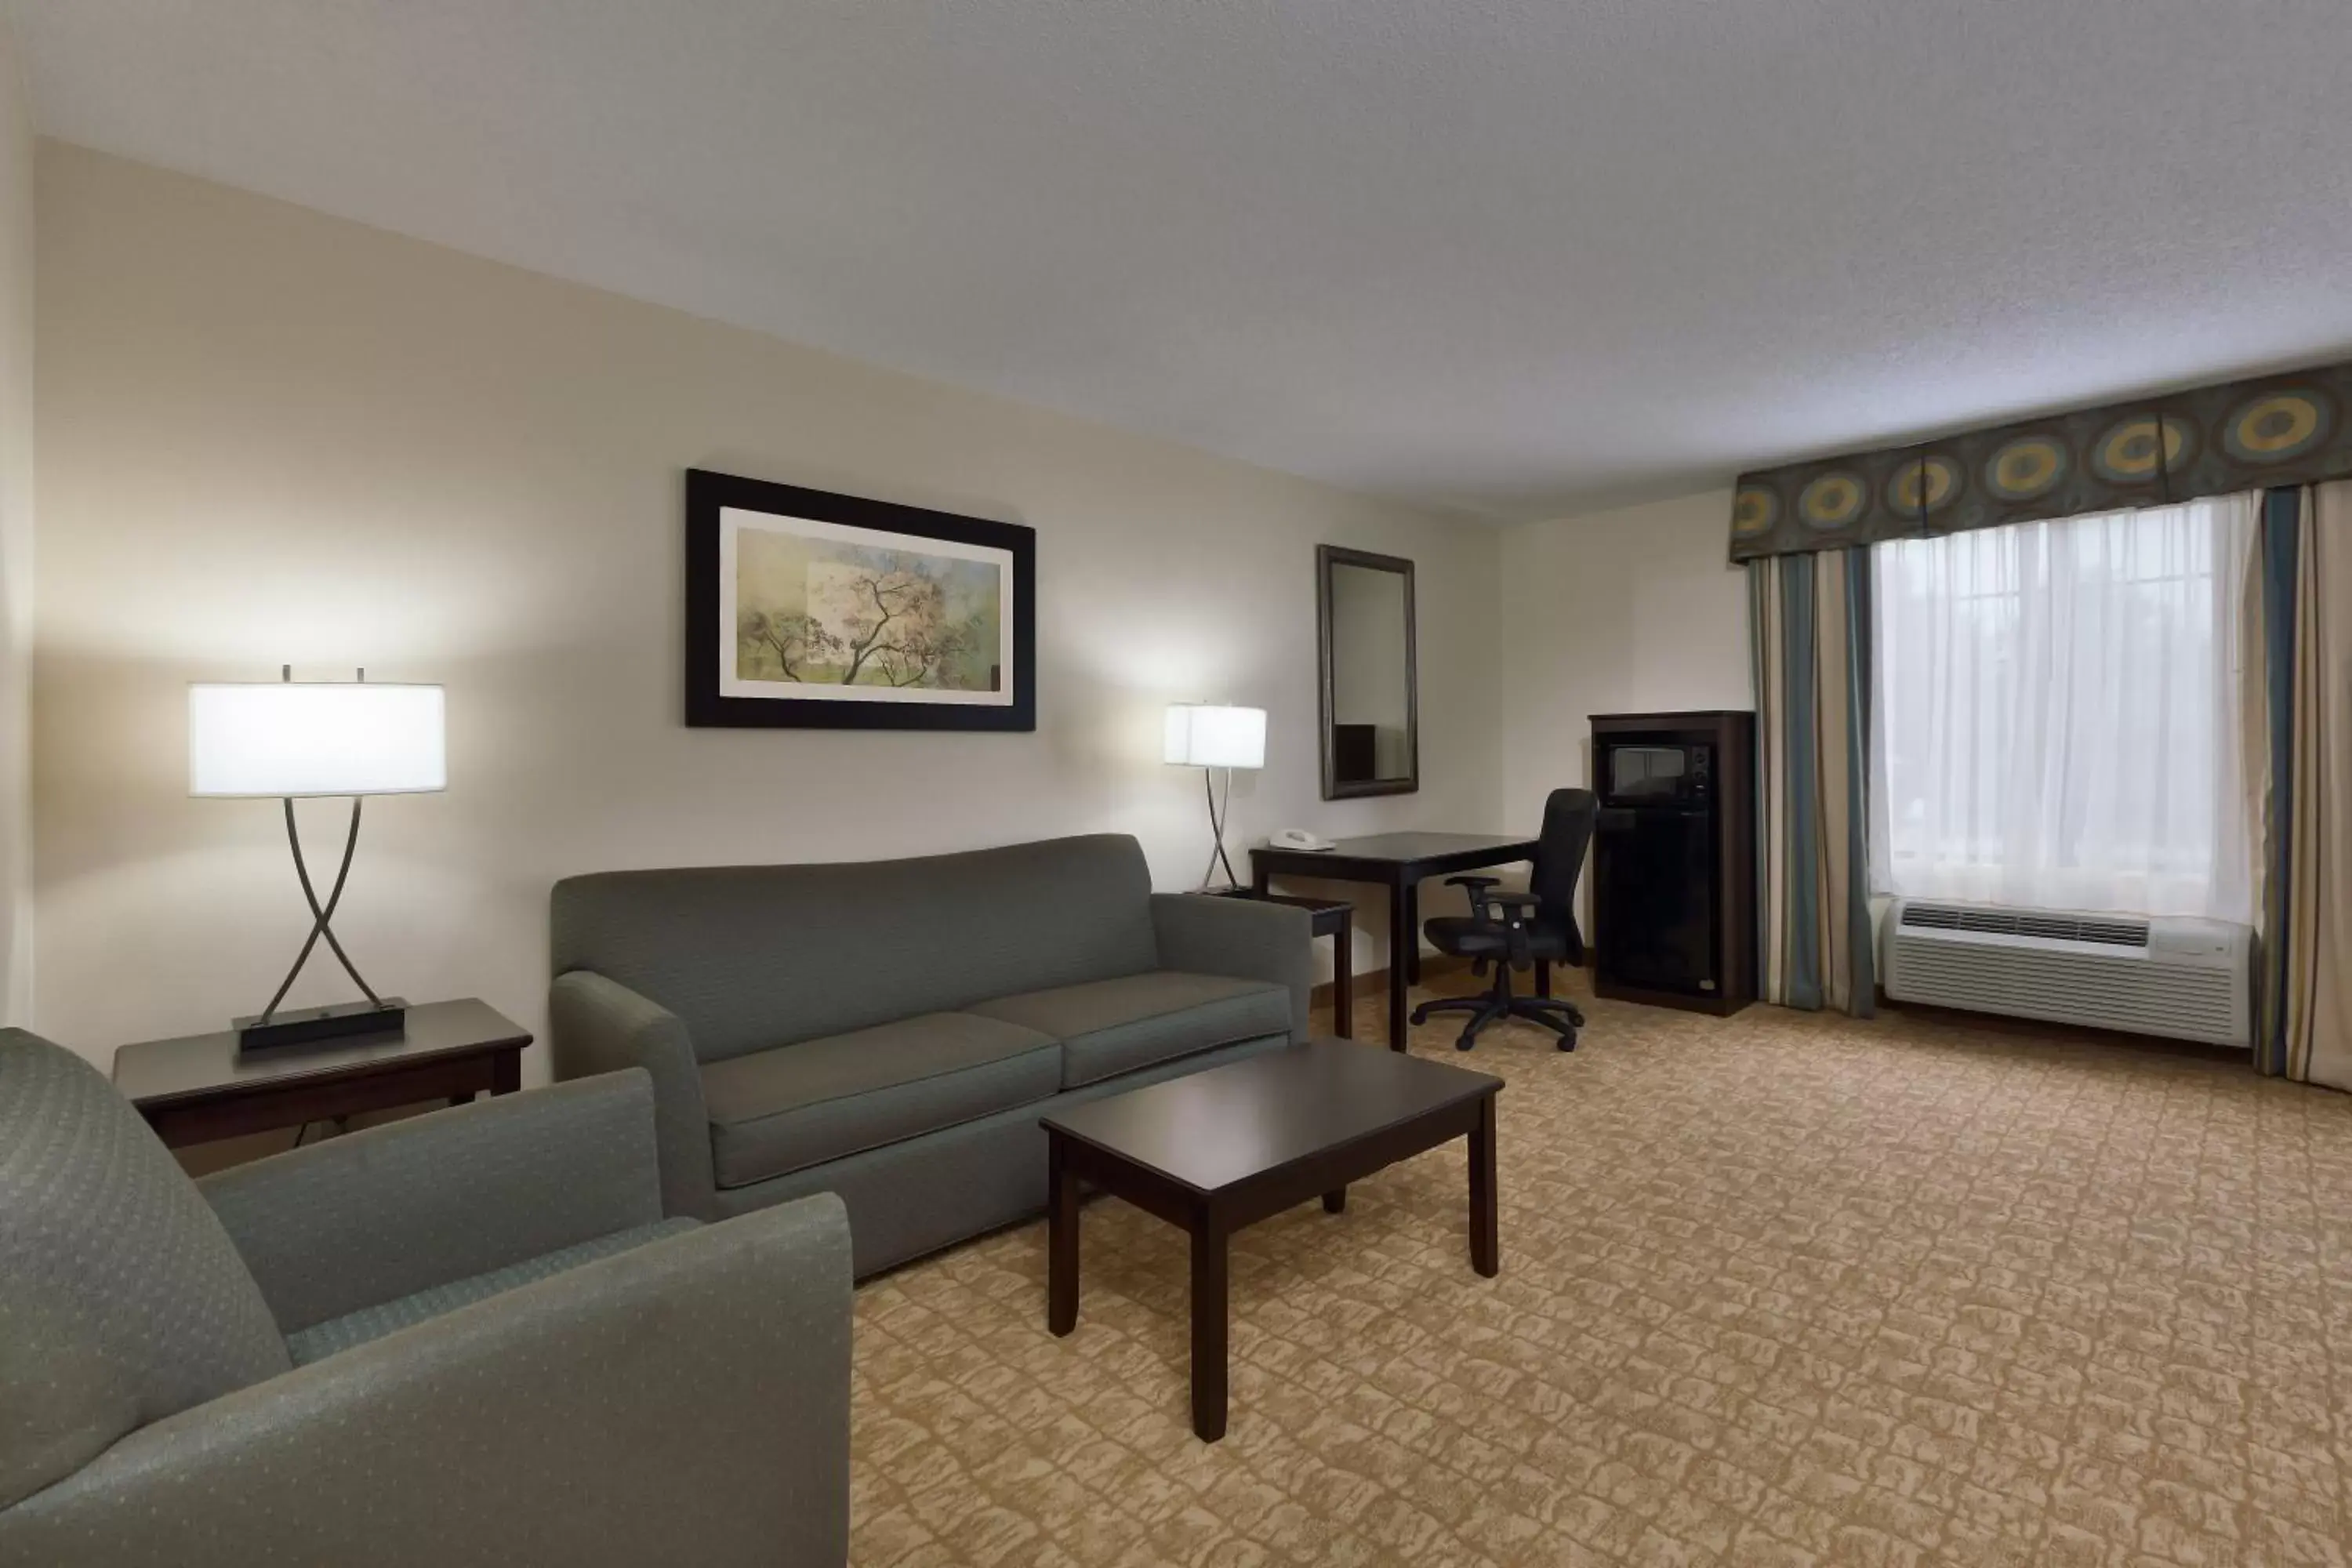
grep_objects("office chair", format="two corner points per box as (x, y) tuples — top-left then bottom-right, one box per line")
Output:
(1410, 788), (1595, 1051)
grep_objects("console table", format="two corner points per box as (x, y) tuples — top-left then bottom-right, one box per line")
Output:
(1251, 833), (1539, 1051)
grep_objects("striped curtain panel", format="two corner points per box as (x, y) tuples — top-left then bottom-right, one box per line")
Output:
(2256, 480), (2352, 1086)
(1749, 547), (1876, 1015)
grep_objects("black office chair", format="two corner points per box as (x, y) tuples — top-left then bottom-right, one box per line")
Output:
(1410, 788), (1595, 1051)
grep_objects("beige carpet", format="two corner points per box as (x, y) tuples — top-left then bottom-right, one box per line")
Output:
(849, 975), (2352, 1566)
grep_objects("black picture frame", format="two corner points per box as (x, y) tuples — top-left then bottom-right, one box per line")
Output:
(684, 468), (1037, 731)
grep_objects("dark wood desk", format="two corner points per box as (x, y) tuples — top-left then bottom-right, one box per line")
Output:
(113, 998), (532, 1149)
(1252, 833), (1539, 1050)
(1043, 1038), (1501, 1440)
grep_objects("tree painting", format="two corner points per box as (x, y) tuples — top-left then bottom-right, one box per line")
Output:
(735, 530), (1000, 691)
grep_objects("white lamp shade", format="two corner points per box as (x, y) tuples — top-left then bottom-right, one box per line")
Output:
(1163, 703), (1266, 770)
(190, 682), (448, 797)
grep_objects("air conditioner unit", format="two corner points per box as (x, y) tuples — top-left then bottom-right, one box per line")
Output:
(1882, 899), (2252, 1047)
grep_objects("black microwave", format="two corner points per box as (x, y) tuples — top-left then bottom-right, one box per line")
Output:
(1600, 741), (1712, 805)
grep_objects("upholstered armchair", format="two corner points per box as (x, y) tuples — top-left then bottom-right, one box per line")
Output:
(0, 1028), (851, 1568)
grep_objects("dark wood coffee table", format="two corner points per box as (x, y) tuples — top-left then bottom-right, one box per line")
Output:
(1041, 1038), (1503, 1441)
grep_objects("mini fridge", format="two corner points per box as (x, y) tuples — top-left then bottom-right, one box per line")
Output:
(1588, 710), (1757, 1014)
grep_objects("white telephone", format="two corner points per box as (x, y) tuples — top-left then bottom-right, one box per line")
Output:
(1268, 827), (1336, 852)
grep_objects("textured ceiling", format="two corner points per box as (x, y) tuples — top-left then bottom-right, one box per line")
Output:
(11, 0), (2352, 521)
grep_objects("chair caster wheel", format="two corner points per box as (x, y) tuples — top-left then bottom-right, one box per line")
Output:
(1409, 1005), (1432, 1025)
(1454, 1035), (1476, 1052)
(1556, 1033), (1577, 1052)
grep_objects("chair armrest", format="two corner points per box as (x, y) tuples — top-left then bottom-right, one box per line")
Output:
(550, 970), (719, 1218)
(199, 1070), (665, 1334)
(0, 1196), (853, 1568)
(1444, 875), (1503, 919)
(1151, 893), (1312, 1041)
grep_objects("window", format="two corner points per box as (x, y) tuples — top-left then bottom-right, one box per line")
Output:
(1868, 495), (2257, 922)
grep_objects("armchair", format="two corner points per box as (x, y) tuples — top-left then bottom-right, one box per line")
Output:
(0, 1028), (851, 1568)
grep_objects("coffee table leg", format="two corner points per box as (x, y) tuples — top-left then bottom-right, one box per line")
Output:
(1470, 1095), (1498, 1278)
(1048, 1135), (1080, 1336)
(1323, 1186), (1347, 1214)
(1190, 1217), (1229, 1440)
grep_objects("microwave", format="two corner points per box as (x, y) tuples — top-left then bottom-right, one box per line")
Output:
(1600, 741), (1712, 806)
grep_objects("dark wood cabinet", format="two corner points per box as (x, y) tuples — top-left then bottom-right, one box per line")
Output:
(1588, 710), (1756, 1015)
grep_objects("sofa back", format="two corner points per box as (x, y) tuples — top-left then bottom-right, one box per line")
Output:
(550, 834), (1162, 1063)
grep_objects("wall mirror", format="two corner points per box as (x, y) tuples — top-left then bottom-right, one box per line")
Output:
(1316, 544), (1418, 799)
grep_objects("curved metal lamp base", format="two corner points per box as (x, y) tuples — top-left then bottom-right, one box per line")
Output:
(236, 795), (406, 1055)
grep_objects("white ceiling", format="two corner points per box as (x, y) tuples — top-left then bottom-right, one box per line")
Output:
(11, 0), (2352, 521)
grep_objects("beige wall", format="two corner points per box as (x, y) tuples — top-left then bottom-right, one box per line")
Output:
(1499, 491), (1750, 914)
(32, 143), (1503, 1067)
(0, 29), (32, 1027)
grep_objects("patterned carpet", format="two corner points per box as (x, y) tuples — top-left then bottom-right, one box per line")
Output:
(848, 974), (2352, 1567)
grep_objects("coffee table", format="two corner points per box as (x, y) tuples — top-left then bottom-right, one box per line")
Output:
(1041, 1038), (1503, 1441)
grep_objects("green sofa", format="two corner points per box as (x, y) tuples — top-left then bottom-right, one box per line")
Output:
(549, 833), (1312, 1276)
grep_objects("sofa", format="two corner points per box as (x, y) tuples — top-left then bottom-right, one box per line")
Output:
(0, 1031), (851, 1568)
(549, 833), (1312, 1276)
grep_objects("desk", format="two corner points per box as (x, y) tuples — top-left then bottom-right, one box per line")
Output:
(114, 998), (532, 1149)
(1251, 833), (1539, 1051)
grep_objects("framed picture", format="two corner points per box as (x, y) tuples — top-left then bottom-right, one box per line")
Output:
(685, 468), (1036, 731)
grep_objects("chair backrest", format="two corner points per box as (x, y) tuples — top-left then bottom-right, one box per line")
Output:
(550, 834), (1164, 1063)
(1531, 788), (1598, 953)
(0, 1029), (291, 1509)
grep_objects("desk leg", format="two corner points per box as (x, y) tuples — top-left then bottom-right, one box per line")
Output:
(1190, 1215), (1229, 1441)
(1469, 1094), (1499, 1278)
(1048, 1136), (1080, 1337)
(1386, 880), (1410, 1051)
(1403, 879), (1421, 985)
(1252, 862), (1270, 896)
(1332, 921), (1353, 1040)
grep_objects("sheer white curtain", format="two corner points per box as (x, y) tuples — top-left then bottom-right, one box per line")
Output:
(1869, 495), (2259, 922)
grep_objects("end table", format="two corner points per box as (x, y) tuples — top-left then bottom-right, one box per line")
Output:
(1206, 887), (1356, 1039)
(113, 997), (532, 1149)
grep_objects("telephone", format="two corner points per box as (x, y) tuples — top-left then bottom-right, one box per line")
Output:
(1268, 828), (1336, 852)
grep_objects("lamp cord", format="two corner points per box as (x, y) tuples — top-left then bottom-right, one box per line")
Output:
(258, 795), (386, 1022)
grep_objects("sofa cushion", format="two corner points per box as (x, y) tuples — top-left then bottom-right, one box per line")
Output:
(284, 1218), (702, 1367)
(967, 971), (1292, 1089)
(700, 1013), (1060, 1189)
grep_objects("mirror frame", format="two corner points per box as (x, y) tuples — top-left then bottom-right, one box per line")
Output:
(1316, 543), (1420, 800)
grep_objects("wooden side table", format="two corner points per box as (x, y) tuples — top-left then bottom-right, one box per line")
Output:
(1206, 887), (1356, 1039)
(112, 998), (532, 1149)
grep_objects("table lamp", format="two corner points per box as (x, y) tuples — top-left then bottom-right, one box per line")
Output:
(189, 667), (447, 1053)
(1164, 702), (1266, 890)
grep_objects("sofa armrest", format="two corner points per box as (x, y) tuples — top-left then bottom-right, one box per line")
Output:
(550, 969), (718, 1218)
(1151, 892), (1312, 1040)
(0, 1195), (853, 1568)
(198, 1069), (665, 1334)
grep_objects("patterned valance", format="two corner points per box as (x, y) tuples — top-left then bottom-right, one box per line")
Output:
(1728, 359), (2352, 561)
